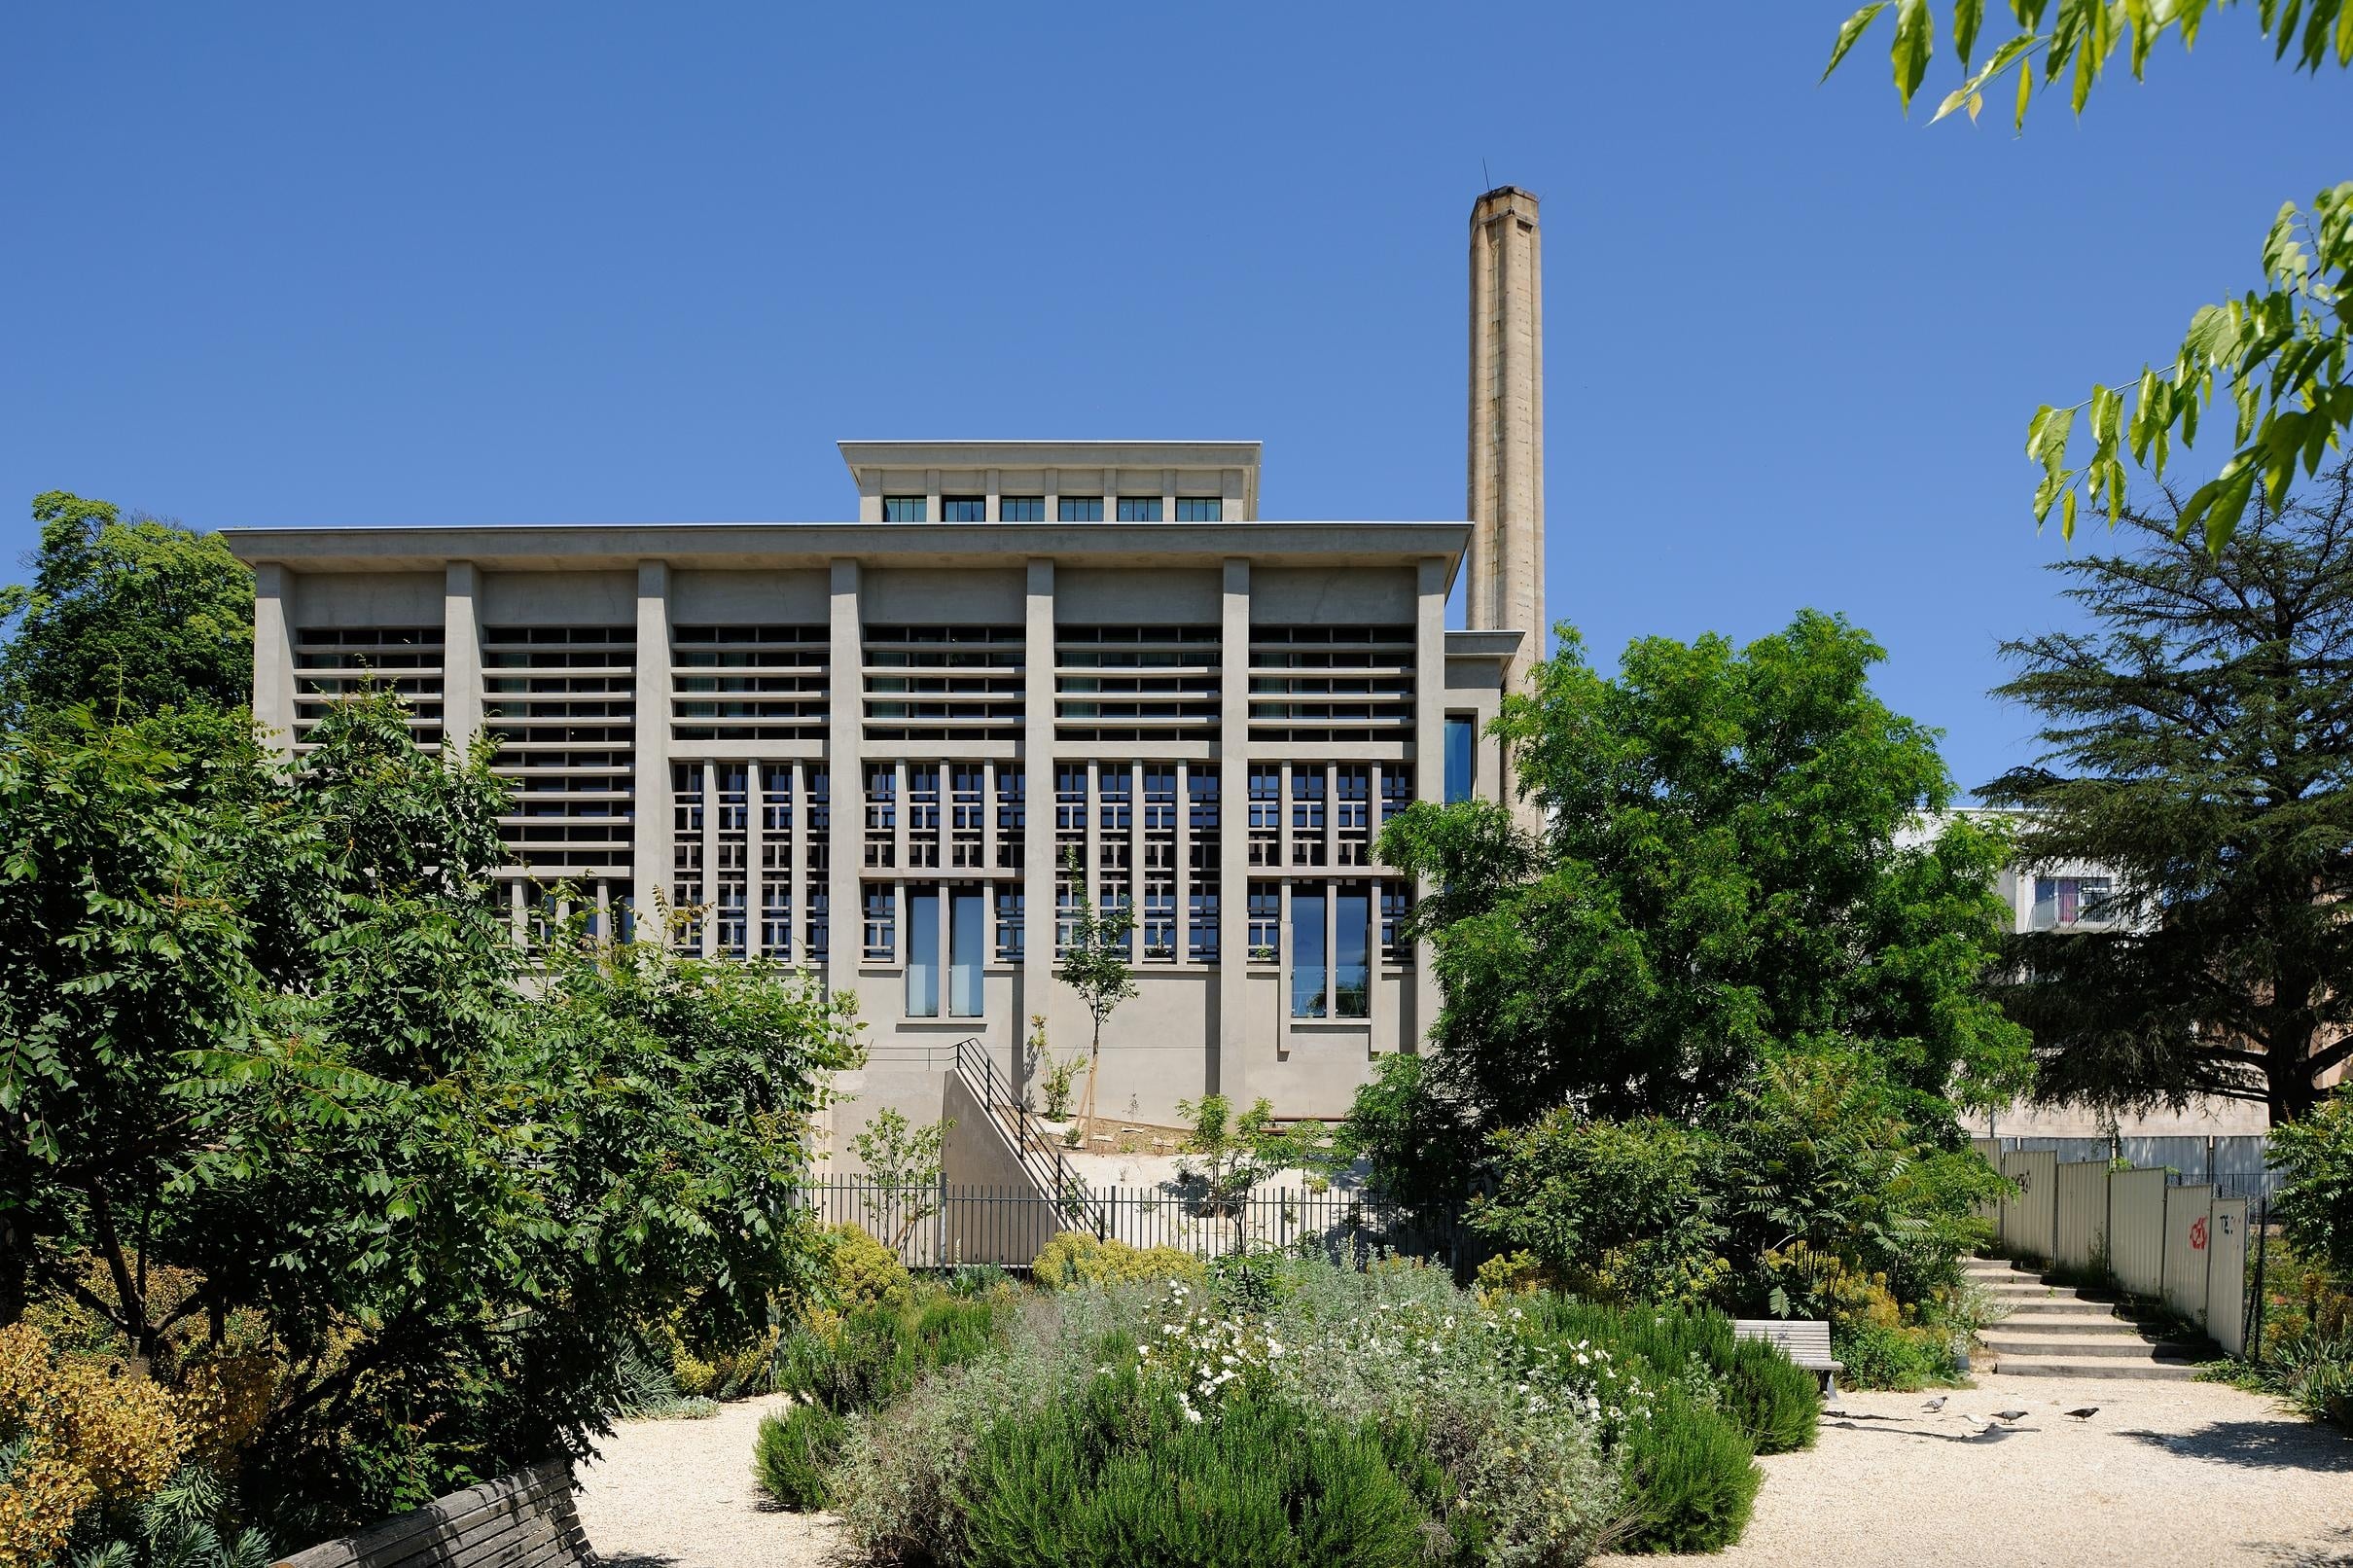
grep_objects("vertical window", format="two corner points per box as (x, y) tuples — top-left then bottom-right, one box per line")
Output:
(1000, 495), (1045, 521)
(805, 882), (830, 963)
(1173, 497), (1223, 521)
(1057, 496), (1104, 521)
(1291, 767), (1327, 866)
(995, 887), (1024, 963)
(1189, 884), (1219, 964)
(1379, 767), (1412, 827)
(908, 766), (941, 869)
(941, 496), (985, 523)
(1337, 766), (1371, 865)
(1380, 883), (1412, 965)
(1291, 887), (1327, 1018)
(865, 766), (898, 867)
(995, 765), (1025, 868)
(950, 886), (984, 1016)
(1115, 496), (1163, 521)
(1335, 883), (1371, 1018)
(882, 496), (927, 522)
(863, 884), (896, 962)
(907, 889), (940, 1016)
(1247, 881), (1280, 958)
(1248, 766), (1281, 866)
(1444, 715), (1476, 803)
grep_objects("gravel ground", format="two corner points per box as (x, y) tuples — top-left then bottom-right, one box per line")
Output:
(578, 1376), (2351, 1568)
(1596, 1372), (2353, 1568)
(576, 1393), (838, 1568)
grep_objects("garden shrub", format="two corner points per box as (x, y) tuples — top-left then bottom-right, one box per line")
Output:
(1831, 1322), (1959, 1391)
(1614, 1387), (1762, 1554)
(955, 1387), (1433, 1568)
(822, 1223), (914, 1314)
(754, 1403), (848, 1512)
(831, 1260), (1622, 1566)
(1473, 1113), (1729, 1308)
(1723, 1336), (1820, 1455)
(775, 1288), (1012, 1416)
(1030, 1230), (1207, 1290)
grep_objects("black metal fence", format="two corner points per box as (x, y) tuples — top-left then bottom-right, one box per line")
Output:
(802, 1175), (1456, 1273)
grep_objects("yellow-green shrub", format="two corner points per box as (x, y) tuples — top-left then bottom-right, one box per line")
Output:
(823, 1224), (914, 1314)
(1030, 1231), (1207, 1290)
(0, 1322), (194, 1567)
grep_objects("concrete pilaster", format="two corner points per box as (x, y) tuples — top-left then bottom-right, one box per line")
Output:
(827, 558), (863, 1003)
(1217, 556), (1250, 1097)
(442, 561), (482, 757)
(251, 562), (296, 757)
(630, 560), (672, 938)
(1411, 556), (1447, 1050)
(1021, 558), (1056, 1084)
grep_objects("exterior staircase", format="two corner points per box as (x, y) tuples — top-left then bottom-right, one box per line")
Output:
(1964, 1256), (2203, 1380)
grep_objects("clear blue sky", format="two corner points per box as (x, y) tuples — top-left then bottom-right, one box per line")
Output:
(2, 5), (2341, 794)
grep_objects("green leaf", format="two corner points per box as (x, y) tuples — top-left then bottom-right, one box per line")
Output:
(1954, 0), (1986, 61)
(1823, 3), (1892, 80)
(2016, 46), (2036, 127)
(1892, 0), (1936, 108)
(2204, 461), (2258, 552)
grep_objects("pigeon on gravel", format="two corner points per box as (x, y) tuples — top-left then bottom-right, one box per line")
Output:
(2063, 1406), (2100, 1420)
(1922, 1395), (1947, 1412)
(1995, 1408), (2031, 1422)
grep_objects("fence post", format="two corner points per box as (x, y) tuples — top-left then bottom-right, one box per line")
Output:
(935, 1170), (948, 1270)
(2250, 1196), (2268, 1367)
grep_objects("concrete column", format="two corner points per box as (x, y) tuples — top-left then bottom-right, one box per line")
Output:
(1217, 557), (1250, 1098)
(746, 763), (766, 960)
(1411, 556), (1447, 1050)
(1467, 186), (1545, 692)
(630, 560), (672, 940)
(250, 562), (297, 756)
(828, 558), (863, 1001)
(1021, 559), (1056, 1080)
(442, 561), (482, 757)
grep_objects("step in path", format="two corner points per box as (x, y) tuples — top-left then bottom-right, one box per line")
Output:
(1962, 1256), (2202, 1380)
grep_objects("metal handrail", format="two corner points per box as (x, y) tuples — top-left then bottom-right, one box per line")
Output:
(951, 1037), (1101, 1231)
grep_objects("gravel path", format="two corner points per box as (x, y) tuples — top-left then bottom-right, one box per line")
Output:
(579, 1376), (2352, 1568)
(1596, 1372), (2353, 1568)
(576, 1394), (838, 1568)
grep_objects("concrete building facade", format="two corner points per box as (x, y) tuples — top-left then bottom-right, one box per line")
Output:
(223, 193), (1550, 1145)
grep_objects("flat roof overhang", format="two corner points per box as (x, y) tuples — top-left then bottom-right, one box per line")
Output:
(220, 520), (1473, 576)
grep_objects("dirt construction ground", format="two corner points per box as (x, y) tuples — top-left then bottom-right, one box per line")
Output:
(577, 1374), (2353, 1568)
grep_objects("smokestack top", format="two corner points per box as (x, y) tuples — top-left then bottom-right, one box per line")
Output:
(1473, 185), (1540, 215)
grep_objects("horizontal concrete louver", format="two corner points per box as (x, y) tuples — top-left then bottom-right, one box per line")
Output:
(862, 624), (1024, 743)
(668, 624), (828, 742)
(1053, 624), (1221, 744)
(290, 625), (445, 752)
(480, 624), (636, 879)
(1247, 624), (1416, 744)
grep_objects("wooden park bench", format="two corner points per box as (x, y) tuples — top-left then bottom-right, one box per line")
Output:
(1731, 1319), (1843, 1397)
(273, 1460), (586, 1568)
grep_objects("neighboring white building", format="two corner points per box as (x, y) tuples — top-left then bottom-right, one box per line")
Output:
(223, 191), (1553, 1149)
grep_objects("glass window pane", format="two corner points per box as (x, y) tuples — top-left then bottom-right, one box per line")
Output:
(942, 496), (985, 522)
(1001, 495), (1045, 521)
(1336, 885), (1370, 1018)
(950, 888), (984, 1017)
(1291, 888), (1326, 1018)
(1444, 715), (1476, 803)
(882, 496), (926, 522)
(907, 889), (940, 1017)
(1115, 496), (1162, 521)
(1057, 496), (1103, 521)
(1174, 497), (1223, 521)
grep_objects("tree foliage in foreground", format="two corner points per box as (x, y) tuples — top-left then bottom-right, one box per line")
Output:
(0, 693), (863, 1533)
(1986, 464), (2353, 1122)
(0, 492), (253, 729)
(1824, 2), (2351, 550)
(1354, 610), (2028, 1206)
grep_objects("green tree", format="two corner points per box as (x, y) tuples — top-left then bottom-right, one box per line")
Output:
(1358, 611), (2028, 1203)
(849, 1107), (953, 1245)
(1822, 3), (2353, 551)
(1053, 852), (1136, 1134)
(0, 691), (866, 1529)
(0, 492), (254, 727)
(0, 705), (308, 1336)
(1985, 464), (2353, 1122)
(2270, 1086), (2353, 1283)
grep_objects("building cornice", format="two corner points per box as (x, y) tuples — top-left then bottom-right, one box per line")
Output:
(220, 520), (1471, 574)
